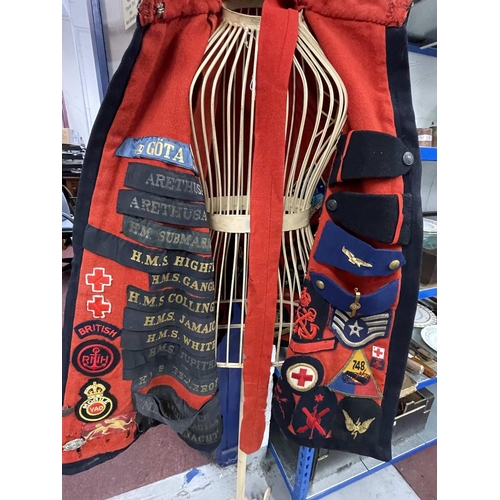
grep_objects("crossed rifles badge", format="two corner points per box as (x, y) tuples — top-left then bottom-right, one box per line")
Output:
(291, 388), (337, 440)
(296, 394), (331, 438)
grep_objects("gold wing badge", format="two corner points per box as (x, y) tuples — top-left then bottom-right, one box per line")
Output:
(342, 247), (373, 268)
(342, 410), (376, 439)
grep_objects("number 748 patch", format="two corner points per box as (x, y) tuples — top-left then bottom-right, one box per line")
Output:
(327, 349), (382, 398)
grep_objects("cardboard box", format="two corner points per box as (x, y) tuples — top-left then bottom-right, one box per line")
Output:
(420, 249), (437, 286)
(400, 373), (418, 398)
(392, 387), (435, 442)
(62, 128), (81, 146)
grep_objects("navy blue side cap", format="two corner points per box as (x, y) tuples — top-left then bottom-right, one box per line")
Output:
(314, 221), (406, 277)
(309, 272), (399, 315)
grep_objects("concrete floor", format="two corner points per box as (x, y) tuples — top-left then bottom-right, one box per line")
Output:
(104, 449), (434, 500)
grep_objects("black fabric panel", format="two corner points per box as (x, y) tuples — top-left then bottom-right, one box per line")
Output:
(121, 215), (212, 253)
(325, 192), (412, 245)
(116, 189), (209, 227)
(377, 22), (424, 459)
(62, 23), (147, 404)
(271, 394), (385, 460)
(125, 284), (215, 313)
(83, 225), (215, 278)
(132, 386), (220, 434)
(329, 133), (348, 177)
(124, 161), (205, 201)
(120, 327), (216, 352)
(122, 306), (215, 332)
(329, 131), (412, 184)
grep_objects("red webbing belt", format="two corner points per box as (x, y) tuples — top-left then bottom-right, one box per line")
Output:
(239, 0), (299, 454)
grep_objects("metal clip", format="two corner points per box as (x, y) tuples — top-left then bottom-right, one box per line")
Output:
(62, 405), (73, 417)
(349, 288), (361, 318)
(62, 438), (86, 452)
(156, 3), (165, 16)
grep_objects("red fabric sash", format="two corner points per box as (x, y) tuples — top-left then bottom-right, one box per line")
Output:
(240, 0), (299, 454)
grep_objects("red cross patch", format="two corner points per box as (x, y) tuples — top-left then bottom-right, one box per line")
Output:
(286, 363), (318, 392)
(372, 346), (385, 359)
(370, 357), (385, 371)
(87, 296), (112, 319)
(85, 268), (112, 292)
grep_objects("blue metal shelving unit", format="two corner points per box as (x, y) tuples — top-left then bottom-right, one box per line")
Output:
(418, 286), (438, 299)
(269, 432), (438, 500)
(408, 43), (437, 58)
(420, 147), (437, 161)
(270, 284), (438, 500)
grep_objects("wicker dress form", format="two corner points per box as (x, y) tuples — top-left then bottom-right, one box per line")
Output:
(189, 2), (347, 497)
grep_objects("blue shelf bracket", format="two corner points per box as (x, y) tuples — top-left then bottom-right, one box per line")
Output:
(416, 377), (437, 390)
(418, 287), (437, 300)
(408, 43), (437, 58)
(292, 446), (315, 500)
(420, 147), (437, 161)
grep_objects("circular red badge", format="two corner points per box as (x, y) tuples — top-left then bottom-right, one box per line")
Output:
(87, 402), (106, 416)
(72, 340), (120, 376)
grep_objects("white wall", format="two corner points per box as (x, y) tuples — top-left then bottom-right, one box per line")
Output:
(99, 0), (136, 78)
(409, 52), (437, 129)
(409, 51), (437, 213)
(62, 0), (101, 145)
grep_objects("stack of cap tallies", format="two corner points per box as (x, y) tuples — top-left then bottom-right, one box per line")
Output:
(271, 0), (423, 462)
(62, 0), (224, 475)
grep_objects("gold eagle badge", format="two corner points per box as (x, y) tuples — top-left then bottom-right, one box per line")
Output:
(342, 410), (376, 439)
(341, 247), (373, 268)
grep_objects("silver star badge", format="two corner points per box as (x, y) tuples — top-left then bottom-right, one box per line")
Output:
(348, 320), (364, 337)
